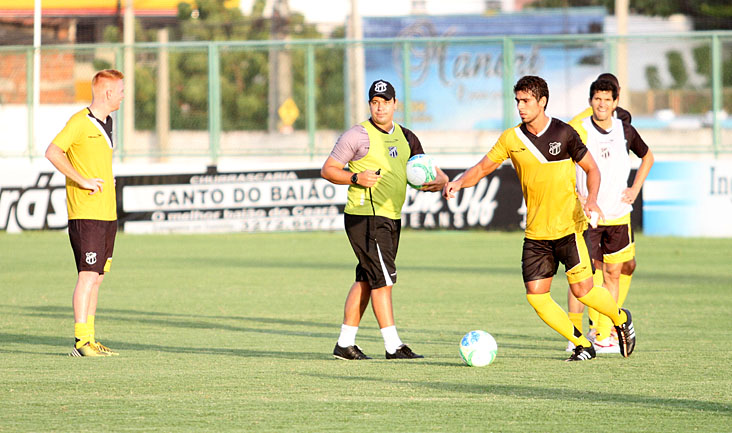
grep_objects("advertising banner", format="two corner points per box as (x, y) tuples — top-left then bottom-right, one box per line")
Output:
(116, 166), (642, 234)
(643, 160), (732, 237)
(0, 163), (642, 234)
(363, 10), (605, 130)
(117, 168), (346, 233)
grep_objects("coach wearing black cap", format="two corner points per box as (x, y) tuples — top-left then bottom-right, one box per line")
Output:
(321, 79), (447, 360)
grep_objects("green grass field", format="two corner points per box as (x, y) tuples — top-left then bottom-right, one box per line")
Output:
(1, 230), (730, 432)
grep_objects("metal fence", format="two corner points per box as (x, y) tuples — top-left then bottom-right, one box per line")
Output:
(1, 31), (730, 162)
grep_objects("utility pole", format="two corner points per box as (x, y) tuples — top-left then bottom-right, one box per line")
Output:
(268, 0), (293, 133)
(616, 0), (629, 108)
(347, 0), (366, 126)
(156, 28), (170, 160)
(123, 0), (135, 156)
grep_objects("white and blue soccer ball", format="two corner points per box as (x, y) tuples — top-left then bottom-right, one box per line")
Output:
(459, 330), (498, 367)
(406, 154), (437, 189)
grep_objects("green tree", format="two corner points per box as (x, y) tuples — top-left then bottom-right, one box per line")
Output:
(666, 50), (689, 89)
(102, 0), (345, 131)
(527, 0), (732, 29)
(645, 65), (662, 89)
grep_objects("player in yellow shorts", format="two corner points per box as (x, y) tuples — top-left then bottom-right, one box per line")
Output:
(45, 69), (125, 357)
(568, 77), (654, 353)
(444, 76), (636, 361)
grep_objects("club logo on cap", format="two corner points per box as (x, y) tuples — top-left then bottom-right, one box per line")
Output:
(374, 81), (388, 93)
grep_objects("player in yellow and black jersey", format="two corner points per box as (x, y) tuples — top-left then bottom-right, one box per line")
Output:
(45, 69), (124, 357)
(444, 76), (636, 361)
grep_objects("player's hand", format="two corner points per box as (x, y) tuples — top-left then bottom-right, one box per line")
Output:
(576, 193), (587, 206)
(357, 170), (381, 188)
(442, 180), (461, 200)
(621, 187), (639, 204)
(80, 178), (104, 195)
(583, 200), (604, 227)
(420, 169), (449, 192)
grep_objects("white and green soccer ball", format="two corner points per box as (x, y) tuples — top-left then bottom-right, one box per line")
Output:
(406, 154), (437, 189)
(459, 330), (498, 367)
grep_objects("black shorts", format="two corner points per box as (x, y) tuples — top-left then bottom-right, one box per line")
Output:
(344, 213), (401, 289)
(521, 232), (594, 285)
(68, 219), (117, 274)
(586, 223), (635, 264)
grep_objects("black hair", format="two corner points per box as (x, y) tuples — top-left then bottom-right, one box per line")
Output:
(514, 75), (549, 110)
(589, 78), (619, 100)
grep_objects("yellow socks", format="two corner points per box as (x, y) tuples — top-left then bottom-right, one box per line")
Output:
(577, 286), (627, 326)
(88, 315), (96, 343)
(595, 314), (614, 341)
(74, 322), (91, 348)
(527, 293), (591, 348)
(618, 274), (632, 307)
(587, 269), (603, 331)
(569, 312), (584, 334)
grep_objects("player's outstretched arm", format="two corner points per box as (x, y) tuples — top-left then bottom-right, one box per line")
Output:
(45, 143), (104, 195)
(623, 148), (655, 204)
(442, 156), (500, 200)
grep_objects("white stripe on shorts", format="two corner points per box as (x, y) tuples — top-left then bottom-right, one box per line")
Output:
(376, 243), (394, 287)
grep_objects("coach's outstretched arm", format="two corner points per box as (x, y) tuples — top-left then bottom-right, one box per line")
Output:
(442, 156), (500, 200)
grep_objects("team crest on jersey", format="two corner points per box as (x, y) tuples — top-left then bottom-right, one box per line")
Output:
(388, 146), (398, 158)
(548, 141), (562, 156)
(601, 147), (610, 159)
(85, 252), (97, 265)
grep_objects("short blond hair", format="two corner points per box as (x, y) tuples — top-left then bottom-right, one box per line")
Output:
(92, 69), (124, 87)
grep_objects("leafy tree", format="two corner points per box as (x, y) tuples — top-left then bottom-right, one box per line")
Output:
(527, 0), (732, 30)
(100, 0), (345, 131)
(645, 65), (662, 89)
(666, 50), (689, 89)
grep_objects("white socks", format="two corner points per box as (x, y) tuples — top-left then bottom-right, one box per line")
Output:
(337, 324), (358, 348)
(338, 324), (403, 353)
(380, 325), (403, 354)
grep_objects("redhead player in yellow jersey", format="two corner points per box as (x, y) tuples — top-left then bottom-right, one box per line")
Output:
(45, 69), (124, 357)
(444, 75), (636, 361)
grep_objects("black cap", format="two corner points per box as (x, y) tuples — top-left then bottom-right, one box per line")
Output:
(368, 80), (396, 101)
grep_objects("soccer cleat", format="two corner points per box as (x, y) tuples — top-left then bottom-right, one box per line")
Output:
(593, 336), (621, 354)
(69, 342), (108, 357)
(565, 344), (596, 362)
(566, 341), (576, 352)
(333, 344), (371, 360)
(586, 328), (598, 343)
(614, 308), (636, 358)
(385, 344), (424, 359)
(92, 341), (119, 356)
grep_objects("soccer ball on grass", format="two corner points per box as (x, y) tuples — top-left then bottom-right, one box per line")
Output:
(406, 154), (437, 189)
(459, 330), (498, 367)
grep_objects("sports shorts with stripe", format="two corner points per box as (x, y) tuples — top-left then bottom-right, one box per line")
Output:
(68, 219), (117, 274)
(344, 213), (401, 289)
(521, 231), (595, 285)
(586, 222), (635, 264)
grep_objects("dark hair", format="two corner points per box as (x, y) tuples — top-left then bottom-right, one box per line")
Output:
(596, 73), (619, 89)
(514, 75), (549, 110)
(589, 78), (619, 100)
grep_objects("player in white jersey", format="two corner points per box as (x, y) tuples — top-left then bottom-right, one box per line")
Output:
(568, 78), (654, 353)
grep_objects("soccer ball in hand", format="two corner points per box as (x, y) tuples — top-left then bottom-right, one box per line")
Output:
(459, 330), (498, 367)
(406, 154), (437, 189)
